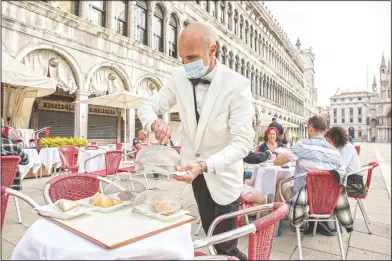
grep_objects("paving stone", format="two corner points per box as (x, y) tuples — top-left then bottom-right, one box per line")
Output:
(353, 220), (391, 238)
(300, 233), (349, 256)
(349, 231), (391, 256)
(1, 239), (15, 260)
(290, 247), (341, 260)
(355, 209), (391, 225)
(346, 247), (391, 260)
(271, 231), (302, 255)
(270, 251), (291, 260)
(2, 226), (27, 245)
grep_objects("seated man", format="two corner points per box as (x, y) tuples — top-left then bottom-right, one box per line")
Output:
(1, 118), (29, 191)
(273, 115), (348, 236)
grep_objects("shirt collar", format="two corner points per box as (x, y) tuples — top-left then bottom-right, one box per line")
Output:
(310, 135), (326, 140)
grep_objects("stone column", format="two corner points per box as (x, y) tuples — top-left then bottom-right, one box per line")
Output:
(128, 108), (136, 144)
(147, 5), (154, 48)
(223, 1), (228, 27)
(48, 1), (59, 8)
(163, 15), (169, 55)
(74, 91), (89, 139)
(127, 1), (136, 38)
(79, 1), (91, 21)
(163, 112), (170, 124)
(106, 1), (115, 31)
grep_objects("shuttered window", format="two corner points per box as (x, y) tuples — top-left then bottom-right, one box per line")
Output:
(88, 115), (117, 140)
(37, 110), (75, 137)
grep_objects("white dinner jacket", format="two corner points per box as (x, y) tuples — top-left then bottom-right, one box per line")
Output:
(137, 62), (255, 205)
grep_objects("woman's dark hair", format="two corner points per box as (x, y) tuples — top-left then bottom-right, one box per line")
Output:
(325, 126), (349, 148)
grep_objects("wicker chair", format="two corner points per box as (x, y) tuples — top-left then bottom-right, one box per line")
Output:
(354, 145), (361, 155)
(43, 173), (113, 204)
(58, 146), (79, 174)
(29, 126), (51, 148)
(112, 142), (123, 151)
(193, 202), (288, 260)
(1, 186), (40, 229)
(348, 162), (379, 234)
(1, 156), (23, 224)
(85, 145), (99, 150)
(84, 150), (123, 177)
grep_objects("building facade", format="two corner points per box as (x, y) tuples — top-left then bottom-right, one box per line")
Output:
(329, 91), (373, 141)
(366, 55), (391, 142)
(2, 0), (316, 144)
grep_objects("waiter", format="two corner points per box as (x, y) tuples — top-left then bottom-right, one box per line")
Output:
(137, 22), (254, 260)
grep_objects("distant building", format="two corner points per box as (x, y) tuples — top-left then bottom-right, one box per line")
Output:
(318, 106), (330, 129)
(366, 54), (391, 142)
(329, 91), (373, 141)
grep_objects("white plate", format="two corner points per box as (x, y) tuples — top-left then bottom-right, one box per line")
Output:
(132, 204), (190, 222)
(169, 171), (188, 176)
(35, 204), (93, 220)
(78, 197), (129, 213)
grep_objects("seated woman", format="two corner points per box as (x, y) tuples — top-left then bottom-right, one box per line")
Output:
(259, 127), (284, 155)
(325, 127), (366, 196)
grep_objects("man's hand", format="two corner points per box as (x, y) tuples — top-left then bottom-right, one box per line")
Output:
(152, 120), (172, 144)
(170, 163), (206, 184)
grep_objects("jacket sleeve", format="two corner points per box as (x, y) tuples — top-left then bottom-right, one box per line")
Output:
(243, 152), (269, 164)
(137, 76), (177, 132)
(209, 83), (255, 171)
(16, 147), (29, 165)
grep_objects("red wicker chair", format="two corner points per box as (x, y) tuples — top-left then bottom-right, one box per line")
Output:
(348, 162), (379, 234)
(112, 142), (123, 151)
(193, 202), (288, 260)
(1, 186), (40, 229)
(354, 145), (361, 155)
(58, 146), (79, 174)
(43, 173), (112, 204)
(29, 126), (51, 148)
(1, 156), (21, 187)
(84, 150), (123, 177)
(3, 127), (24, 145)
(90, 141), (97, 145)
(85, 145), (99, 150)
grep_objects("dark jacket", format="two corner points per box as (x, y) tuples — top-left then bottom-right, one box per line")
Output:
(243, 151), (270, 164)
(259, 142), (284, 155)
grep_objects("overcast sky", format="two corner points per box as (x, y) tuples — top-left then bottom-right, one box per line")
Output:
(264, 1), (391, 107)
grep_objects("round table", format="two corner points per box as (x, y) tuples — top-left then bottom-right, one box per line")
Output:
(11, 218), (194, 260)
(78, 150), (106, 173)
(19, 149), (41, 179)
(253, 164), (295, 196)
(39, 148), (62, 174)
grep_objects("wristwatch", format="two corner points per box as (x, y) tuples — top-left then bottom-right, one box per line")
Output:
(197, 161), (206, 174)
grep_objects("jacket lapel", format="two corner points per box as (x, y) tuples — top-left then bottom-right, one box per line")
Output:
(179, 77), (198, 144)
(193, 63), (222, 150)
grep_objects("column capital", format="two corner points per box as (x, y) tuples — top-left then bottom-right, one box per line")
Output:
(75, 90), (90, 99)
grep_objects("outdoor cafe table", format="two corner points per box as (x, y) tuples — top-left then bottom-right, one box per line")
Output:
(253, 163), (295, 197)
(19, 149), (41, 179)
(11, 216), (194, 260)
(77, 150), (106, 173)
(39, 148), (62, 175)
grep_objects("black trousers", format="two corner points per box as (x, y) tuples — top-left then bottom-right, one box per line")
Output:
(192, 174), (240, 255)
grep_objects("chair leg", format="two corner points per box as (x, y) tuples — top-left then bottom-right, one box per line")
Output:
(335, 217), (345, 260)
(15, 198), (22, 224)
(195, 221), (203, 236)
(312, 220), (318, 237)
(296, 226), (303, 260)
(143, 174), (150, 189)
(244, 214), (250, 225)
(357, 198), (372, 234)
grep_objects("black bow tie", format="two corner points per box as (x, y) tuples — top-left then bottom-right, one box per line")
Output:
(189, 78), (211, 87)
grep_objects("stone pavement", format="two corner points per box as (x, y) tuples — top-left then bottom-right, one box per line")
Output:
(1, 142), (391, 260)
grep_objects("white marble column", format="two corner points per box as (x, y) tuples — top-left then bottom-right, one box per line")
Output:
(127, 1), (136, 39)
(163, 15), (169, 55)
(147, 2), (154, 48)
(48, 1), (59, 8)
(163, 112), (170, 124)
(79, 1), (91, 21)
(106, 1), (115, 31)
(74, 91), (89, 139)
(128, 108), (136, 143)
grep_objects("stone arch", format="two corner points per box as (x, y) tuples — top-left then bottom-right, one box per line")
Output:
(15, 43), (84, 88)
(151, 1), (169, 18)
(86, 62), (131, 92)
(383, 106), (391, 117)
(134, 74), (163, 96)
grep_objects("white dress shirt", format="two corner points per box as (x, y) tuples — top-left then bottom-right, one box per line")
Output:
(339, 142), (362, 175)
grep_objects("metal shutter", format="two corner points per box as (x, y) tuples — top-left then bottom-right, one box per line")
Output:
(37, 110), (75, 137)
(88, 115), (117, 140)
(121, 117), (142, 143)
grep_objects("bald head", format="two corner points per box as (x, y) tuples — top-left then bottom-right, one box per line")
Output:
(178, 22), (218, 75)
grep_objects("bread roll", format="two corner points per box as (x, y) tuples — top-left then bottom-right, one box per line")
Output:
(89, 193), (121, 208)
(151, 196), (172, 213)
(55, 199), (80, 212)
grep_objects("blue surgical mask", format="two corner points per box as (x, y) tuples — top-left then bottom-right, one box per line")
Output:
(184, 56), (209, 79)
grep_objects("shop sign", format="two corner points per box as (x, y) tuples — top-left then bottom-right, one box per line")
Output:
(38, 100), (118, 116)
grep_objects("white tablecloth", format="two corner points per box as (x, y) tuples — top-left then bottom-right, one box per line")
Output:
(18, 149), (41, 179)
(11, 218), (194, 260)
(39, 148), (62, 174)
(17, 129), (34, 148)
(78, 150), (106, 173)
(253, 164), (295, 196)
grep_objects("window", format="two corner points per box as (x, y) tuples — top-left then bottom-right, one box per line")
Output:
(341, 108), (345, 116)
(334, 119), (337, 123)
(333, 99), (336, 102)
(358, 131), (362, 137)
(239, 16), (243, 40)
(168, 15), (178, 58)
(235, 56), (239, 72)
(350, 118), (353, 123)
(250, 26), (253, 48)
(245, 21), (249, 44)
(183, 21), (190, 28)
(220, 3), (224, 23)
(349, 107), (353, 117)
(333, 108), (337, 117)
(228, 52), (234, 69)
(358, 97), (362, 101)
(341, 98), (345, 102)
(153, 5), (164, 52)
(210, 1), (216, 18)
(90, 1), (105, 27)
(134, 1), (147, 45)
(234, 10), (238, 34)
(58, 1), (78, 15)
(358, 118), (362, 123)
(221, 47), (227, 65)
(241, 60), (245, 76)
(358, 107), (362, 115)
(114, 1), (127, 36)
(349, 98), (353, 101)
(342, 119), (345, 123)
